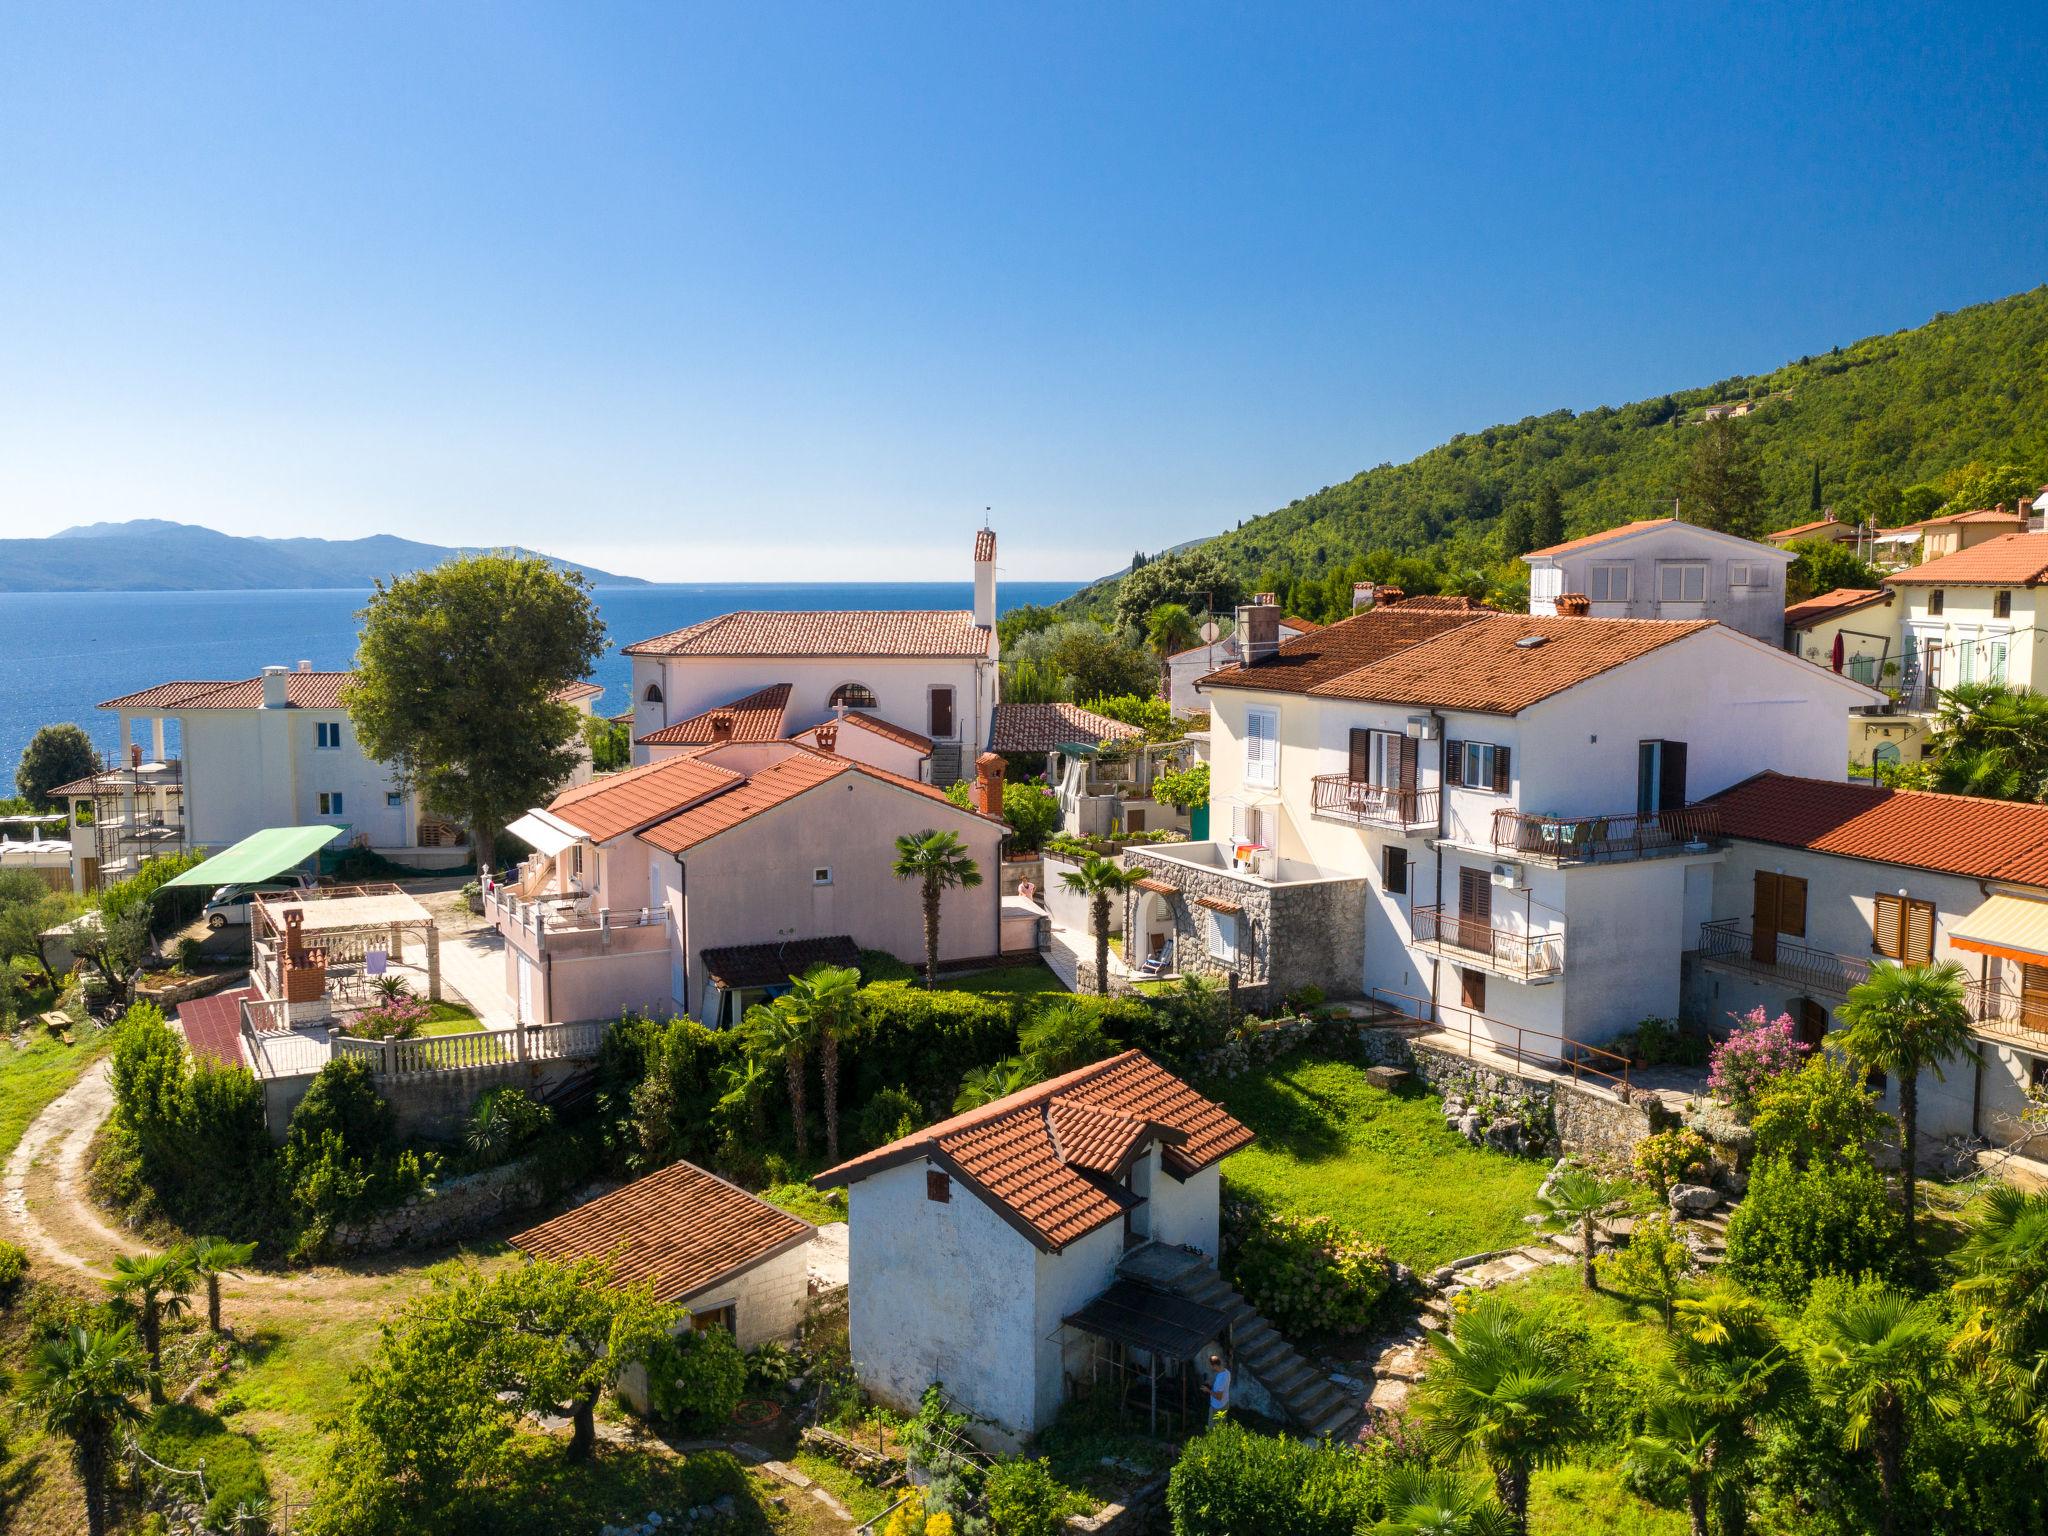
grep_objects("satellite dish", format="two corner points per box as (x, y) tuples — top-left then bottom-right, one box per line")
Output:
(1199, 621), (1220, 643)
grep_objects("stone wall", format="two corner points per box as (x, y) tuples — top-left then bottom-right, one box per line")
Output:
(330, 1157), (604, 1254)
(262, 1056), (598, 1143)
(1117, 848), (1273, 1009)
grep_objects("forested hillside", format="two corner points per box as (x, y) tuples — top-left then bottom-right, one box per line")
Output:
(1065, 285), (2048, 621)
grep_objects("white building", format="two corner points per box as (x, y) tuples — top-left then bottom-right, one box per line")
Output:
(624, 531), (1002, 785)
(1149, 597), (1878, 1043)
(1164, 615), (1319, 716)
(1522, 518), (1792, 647)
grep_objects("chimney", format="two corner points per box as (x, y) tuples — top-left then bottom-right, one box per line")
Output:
(1376, 585), (1405, 608)
(1555, 593), (1591, 617)
(1351, 581), (1375, 612)
(261, 665), (290, 709)
(973, 527), (997, 629)
(1996, 503), (2007, 517)
(1234, 598), (1282, 664)
(296, 660), (313, 673)
(129, 742), (142, 769)
(974, 751), (1007, 817)
(708, 711), (734, 740)
(814, 725), (839, 754)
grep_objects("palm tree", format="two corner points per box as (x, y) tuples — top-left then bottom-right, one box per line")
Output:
(953, 1056), (1043, 1113)
(1809, 1287), (1960, 1536)
(716, 1055), (772, 1141)
(1628, 1389), (1720, 1536)
(1835, 960), (1975, 1244)
(106, 1248), (196, 1397)
(1370, 1464), (1514, 1536)
(1058, 854), (1146, 996)
(1413, 1298), (1587, 1536)
(1659, 1306), (1797, 1536)
(186, 1236), (257, 1335)
(1949, 1185), (2048, 1450)
(1928, 682), (2048, 800)
(1540, 1167), (1617, 1291)
(743, 1002), (815, 1161)
(891, 829), (984, 989)
(21, 1323), (149, 1536)
(782, 963), (861, 1162)
(1145, 602), (1202, 702)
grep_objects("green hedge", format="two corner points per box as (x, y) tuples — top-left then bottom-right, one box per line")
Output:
(1165, 1421), (1387, 1536)
(1724, 1150), (1905, 1303)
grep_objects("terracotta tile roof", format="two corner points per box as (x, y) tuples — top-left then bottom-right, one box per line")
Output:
(1198, 605), (1488, 696)
(623, 610), (992, 658)
(975, 529), (997, 562)
(701, 935), (864, 989)
(636, 684), (792, 747)
(1193, 895), (1242, 914)
(47, 774), (102, 799)
(554, 681), (605, 704)
(637, 749), (852, 854)
(1784, 588), (1891, 627)
(177, 987), (255, 1068)
(548, 755), (745, 843)
(1885, 532), (2048, 587)
(512, 1160), (813, 1304)
(1386, 595), (1488, 612)
(1135, 877), (1176, 894)
(988, 703), (1144, 754)
(793, 710), (934, 755)
(99, 680), (242, 710)
(1903, 507), (2028, 531)
(1305, 614), (1713, 715)
(815, 1049), (1252, 1252)
(1279, 615), (1322, 632)
(1766, 515), (1850, 541)
(1525, 517), (1681, 559)
(102, 672), (358, 711)
(1700, 771), (2048, 886)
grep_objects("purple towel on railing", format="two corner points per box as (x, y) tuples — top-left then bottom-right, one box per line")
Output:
(365, 950), (388, 976)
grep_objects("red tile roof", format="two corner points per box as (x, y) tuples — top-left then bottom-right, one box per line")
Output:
(988, 703), (1144, 754)
(1199, 605), (1488, 696)
(623, 610), (992, 658)
(1279, 615), (1323, 633)
(636, 684), (792, 747)
(1885, 532), (2048, 587)
(974, 529), (997, 562)
(103, 673), (357, 710)
(99, 680), (243, 709)
(549, 755), (745, 843)
(815, 1050), (1253, 1251)
(793, 710), (934, 755)
(512, 1160), (813, 1304)
(1901, 507), (2028, 531)
(1784, 588), (1891, 627)
(637, 749), (852, 854)
(1766, 515), (1851, 542)
(176, 987), (255, 1068)
(1701, 771), (2048, 886)
(555, 681), (605, 704)
(1524, 518), (1681, 559)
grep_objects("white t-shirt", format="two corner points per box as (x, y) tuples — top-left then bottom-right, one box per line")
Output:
(1208, 1366), (1231, 1411)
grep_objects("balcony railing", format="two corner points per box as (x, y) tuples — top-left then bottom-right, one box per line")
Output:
(1413, 905), (1564, 980)
(1491, 805), (1722, 865)
(1310, 776), (1438, 831)
(484, 885), (667, 951)
(1368, 987), (1630, 1090)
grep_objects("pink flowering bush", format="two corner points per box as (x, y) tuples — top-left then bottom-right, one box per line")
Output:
(1708, 1008), (1809, 1118)
(348, 995), (433, 1041)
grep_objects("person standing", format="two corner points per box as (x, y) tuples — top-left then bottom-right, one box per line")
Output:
(1206, 1351), (1231, 1422)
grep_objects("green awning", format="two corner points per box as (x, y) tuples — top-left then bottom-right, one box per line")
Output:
(160, 826), (345, 889)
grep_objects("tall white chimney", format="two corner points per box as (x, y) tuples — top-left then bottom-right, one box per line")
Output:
(261, 665), (290, 709)
(973, 527), (997, 629)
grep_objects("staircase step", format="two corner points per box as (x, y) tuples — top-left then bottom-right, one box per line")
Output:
(1310, 1404), (1359, 1441)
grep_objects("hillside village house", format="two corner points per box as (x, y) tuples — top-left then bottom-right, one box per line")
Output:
(1144, 597), (1878, 1048)
(625, 531), (1002, 785)
(1163, 615), (1318, 716)
(1521, 518), (1791, 646)
(1686, 772), (2048, 1155)
(1871, 502), (2030, 569)
(1882, 531), (2048, 712)
(1764, 511), (1864, 551)
(487, 742), (1007, 1026)
(1781, 587), (1927, 770)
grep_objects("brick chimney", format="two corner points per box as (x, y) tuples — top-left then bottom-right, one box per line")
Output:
(129, 742), (142, 769)
(814, 724), (839, 754)
(1376, 586), (1405, 607)
(974, 751), (1007, 816)
(708, 711), (735, 740)
(1556, 593), (1591, 617)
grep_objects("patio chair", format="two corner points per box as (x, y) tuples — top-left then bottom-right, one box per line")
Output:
(1138, 945), (1173, 978)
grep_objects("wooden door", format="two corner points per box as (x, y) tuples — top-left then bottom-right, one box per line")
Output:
(1797, 999), (1829, 1049)
(2023, 965), (2048, 1034)
(1752, 871), (1780, 965)
(1457, 868), (1492, 956)
(929, 687), (955, 738)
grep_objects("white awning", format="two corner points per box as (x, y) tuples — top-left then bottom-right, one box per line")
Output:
(505, 810), (582, 859)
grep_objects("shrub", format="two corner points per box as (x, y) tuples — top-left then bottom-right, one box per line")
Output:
(1018, 1001), (1123, 1077)
(98, 850), (210, 933)
(173, 936), (205, 973)
(1223, 1204), (1392, 1335)
(1617, 1015), (1710, 1067)
(856, 1085), (926, 1151)
(1724, 1150), (1904, 1303)
(848, 988), (1017, 1107)
(1708, 1008), (1809, 1117)
(465, 1086), (553, 1163)
(983, 1457), (1088, 1536)
(1632, 1127), (1711, 1197)
(0, 1239), (27, 1304)
(856, 949), (919, 984)
(598, 1013), (746, 1171)
(746, 1339), (800, 1390)
(1595, 1211), (1691, 1325)
(1164, 1421), (1386, 1536)
(347, 995), (433, 1040)
(645, 1323), (746, 1431)
(1125, 976), (1237, 1067)
(1150, 760), (1209, 813)
(1750, 1053), (1885, 1169)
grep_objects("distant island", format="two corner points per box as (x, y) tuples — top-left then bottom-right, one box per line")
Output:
(0, 519), (649, 591)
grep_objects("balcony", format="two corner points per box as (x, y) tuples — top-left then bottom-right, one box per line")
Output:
(1310, 776), (1438, 833)
(484, 883), (669, 958)
(1491, 805), (1722, 866)
(1413, 904), (1564, 981)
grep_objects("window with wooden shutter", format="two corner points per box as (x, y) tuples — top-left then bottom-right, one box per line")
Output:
(1444, 740), (1464, 786)
(1903, 898), (1935, 963)
(1383, 846), (1408, 895)
(1398, 735), (1419, 793)
(1245, 710), (1278, 788)
(1348, 728), (1371, 784)
(1492, 746), (1512, 794)
(1460, 967), (1486, 1013)
(1755, 871), (1806, 938)
(1873, 894), (1904, 958)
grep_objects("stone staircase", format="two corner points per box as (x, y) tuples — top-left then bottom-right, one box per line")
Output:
(1120, 1245), (1357, 1441)
(1677, 1202), (1735, 1268)
(930, 743), (965, 786)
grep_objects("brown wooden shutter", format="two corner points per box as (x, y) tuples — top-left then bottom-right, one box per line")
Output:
(1777, 875), (1807, 939)
(1755, 870), (1780, 932)
(1460, 967), (1487, 1013)
(1445, 741), (1464, 785)
(1873, 893), (1903, 958)
(1492, 746), (1512, 794)
(1349, 729), (1371, 783)
(1398, 735), (1419, 793)
(1905, 898), (1935, 964)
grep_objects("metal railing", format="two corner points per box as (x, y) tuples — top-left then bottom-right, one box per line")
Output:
(1491, 805), (1722, 864)
(1309, 776), (1438, 831)
(1369, 987), (1631, 1090)
(1412, 905), (1564, 979)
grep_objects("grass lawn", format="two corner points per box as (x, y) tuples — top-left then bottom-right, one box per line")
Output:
(788, 1450), (896, 1525)
(758, 1180), (847, 1226)
(419, 1000), (483, 1036)
(1206, 1052), (1546, 1271)
(0, 1027), (106, 1163)
(931, 964), (1072, 1005)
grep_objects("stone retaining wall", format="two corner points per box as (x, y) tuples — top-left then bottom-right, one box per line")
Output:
(331, 1157), (609, 1254)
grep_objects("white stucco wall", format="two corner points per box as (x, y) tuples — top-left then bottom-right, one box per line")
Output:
(177, 707), (414, 852)
(1032, 1219), (1126, 1440)
(1524, 523), (1791, 645)
(791, 721), (931, 781)
(1148, 1160), (1222, 1258)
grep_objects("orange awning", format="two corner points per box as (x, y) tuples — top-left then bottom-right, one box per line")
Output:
(1949, 893), (2048, 967)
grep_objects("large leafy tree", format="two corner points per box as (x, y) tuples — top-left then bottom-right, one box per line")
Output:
(1678, 416), (1770, 536)
(1808, 1287), (1960, 1536)
(1927, 683), (2048, 801)
(346, 553), (606, 859)
(780, 963), (860, 1163)
(1112, 548), (1243, 631)
(1784, 535), (1883, 604)
(16, 722), (100, 808)
(22, 1324), (149, 1536)
(891, 829), (983, 989)
(1834, 960), (1975, 1245)
(1057, 854), (1145, 997)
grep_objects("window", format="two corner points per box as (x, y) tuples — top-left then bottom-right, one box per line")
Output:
(1727, 561), (1768, 588)
(1207, 909), (1241, 962)
(830, 682), (878, 709)
(1990, 635), (2010, 686)
(1658, 563), (1707, 603)
(1230, 803), (1273, 850)
(315, 721), (342, 749)
(1444, 739), (1510, 794)
(1589, 563), (1631, 602)
(318, 792), (345, 816)
(813, 867), (832, 885)
(691, 1304), (737, 1334)
(386, 791), (402, 809)
(1928, 590), (1944, 616)
(1244, 709), (1279, 788)
(926, 1170), (951, 1203)
(1872, 893), (1936, 963)
(1383, 846), (1408, 895)
(1530, 566), (1563, 602)
(1995, 590), (2013, 619)
(1636, 740), (1688, 815)
(642, 683), (663, 704)
(1459, 967), (1486, 1013)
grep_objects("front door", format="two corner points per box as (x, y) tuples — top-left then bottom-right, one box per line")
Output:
(1752, 870), (1781, 966)
(516, 954), (537, 1024)
(2023, 965), (2048, 1034)
(1797, 998), (1829, 1049)
(1456, 868), (1492, 956)
(929, 687), (956, 739)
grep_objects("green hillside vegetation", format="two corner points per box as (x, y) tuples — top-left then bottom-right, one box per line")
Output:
(1062, 285), (2048, 625)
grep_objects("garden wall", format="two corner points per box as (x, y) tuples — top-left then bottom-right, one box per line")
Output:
(261, 1056), (597, 1144)
(328, 1154), (602, 1254)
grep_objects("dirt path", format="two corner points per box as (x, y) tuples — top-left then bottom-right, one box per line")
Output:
(3, 1060), (151, 1276)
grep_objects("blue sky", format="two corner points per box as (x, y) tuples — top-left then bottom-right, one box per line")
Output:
(0, 3), (2042, 581)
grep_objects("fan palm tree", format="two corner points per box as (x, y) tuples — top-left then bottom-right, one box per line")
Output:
(1145, 602), (1202, 702)
(716, 1054), (772, 1141)
(106, 1248), (196, 1397)
(1809, 1287), (1960, 1536)
(21, 1323), (149, 1536)
(1949, 1185), (2048, 1450)
(1412, 1298), (1587, 1535)
(743, 1001), (815, 1161)
(782, 963), (861, 1162)
(1628, 1389), (1720, 1536)
(186, 1236), (257, 1335)
(1370, 1464), (1515, 1536)
(1835, 959), (1975, 1245)
(1660, 1301), (1798, 1536)
(1058, 854), (1147, 996)
(953, 1056), (1043, 1113)
(891, 829), (984, 989)
(1928, 682), (2048, 800)
(1539, 1167), (1618, 1291)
